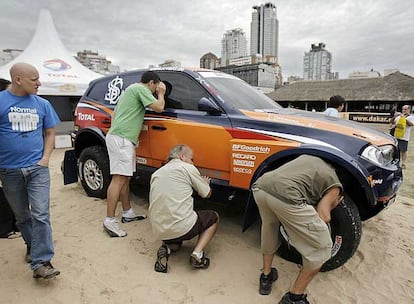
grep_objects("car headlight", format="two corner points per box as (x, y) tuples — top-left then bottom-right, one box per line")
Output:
(361, 145), (395, 167)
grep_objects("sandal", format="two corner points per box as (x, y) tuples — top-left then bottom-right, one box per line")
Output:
(189, 252), (210, 269)
(0, 231), (22, 239)
(154, 244), (170, 273)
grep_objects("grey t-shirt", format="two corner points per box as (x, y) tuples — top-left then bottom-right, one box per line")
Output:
(253, 155), (342, 206)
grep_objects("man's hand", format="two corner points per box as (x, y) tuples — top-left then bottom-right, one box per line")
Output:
(201, 176), (211, 184)
(156, 82), (166, 96)
(37, 157), (49, 167)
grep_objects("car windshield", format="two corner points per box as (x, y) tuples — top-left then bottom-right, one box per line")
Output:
(198, 71), (282, 111)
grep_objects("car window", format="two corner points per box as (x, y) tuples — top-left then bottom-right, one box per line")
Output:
(86, 72), (143, 106)
(158, 72), (210, 111)
(199, 71), (281, 111)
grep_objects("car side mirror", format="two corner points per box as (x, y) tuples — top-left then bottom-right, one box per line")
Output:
(198, 97), (222, 115)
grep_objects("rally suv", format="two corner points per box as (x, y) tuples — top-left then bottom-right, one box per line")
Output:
(63, 67), (402, 271)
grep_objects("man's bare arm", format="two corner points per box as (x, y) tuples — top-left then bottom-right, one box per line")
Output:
(316, 187), (343, 223)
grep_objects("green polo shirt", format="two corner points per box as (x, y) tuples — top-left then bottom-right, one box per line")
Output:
(109, 83), (157, 145)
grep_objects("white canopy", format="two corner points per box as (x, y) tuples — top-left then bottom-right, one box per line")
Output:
(0, 9), (102, 96)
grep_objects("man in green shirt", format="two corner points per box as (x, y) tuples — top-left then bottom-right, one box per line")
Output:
(104, 71), (166, 237)
(252, 155), (343, 304)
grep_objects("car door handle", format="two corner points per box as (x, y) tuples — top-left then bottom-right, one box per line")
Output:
(151, 125), (167, 131)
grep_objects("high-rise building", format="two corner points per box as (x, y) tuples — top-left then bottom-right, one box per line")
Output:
(303, 43), (337, 81)
(250, 3), (279, 60)
(220, 28), (247, 66)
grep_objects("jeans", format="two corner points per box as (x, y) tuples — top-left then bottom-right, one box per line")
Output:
(0, 165), (54, 270)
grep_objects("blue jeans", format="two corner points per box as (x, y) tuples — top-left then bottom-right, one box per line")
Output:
(0, 165), (54, 270)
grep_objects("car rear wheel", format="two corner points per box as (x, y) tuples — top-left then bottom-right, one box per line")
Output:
(78, 146), (111, 198)
(276, 195), (362, 272)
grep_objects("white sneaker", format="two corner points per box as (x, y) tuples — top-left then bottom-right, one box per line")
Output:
(121, 210), (147, 223)
(103, 219), (127, 237)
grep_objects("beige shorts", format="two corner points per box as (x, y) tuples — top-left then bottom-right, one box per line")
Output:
(106, 134), (136, 176)
(253, 188), (332, 269)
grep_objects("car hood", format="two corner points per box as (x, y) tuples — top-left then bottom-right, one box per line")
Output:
(240, 108), (394, 147)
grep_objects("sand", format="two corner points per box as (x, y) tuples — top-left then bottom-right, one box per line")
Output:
(1, 127), (413, 304)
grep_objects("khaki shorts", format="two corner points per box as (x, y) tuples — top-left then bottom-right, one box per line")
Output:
(106, 134), (136, 176)
(253, 188), (332, 269)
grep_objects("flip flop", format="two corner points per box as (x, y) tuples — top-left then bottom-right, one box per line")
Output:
(154, 244), (170, 273)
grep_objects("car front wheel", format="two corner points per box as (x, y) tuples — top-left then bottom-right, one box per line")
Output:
(277, 195), (362, 272)
(78, 146), (111, 198)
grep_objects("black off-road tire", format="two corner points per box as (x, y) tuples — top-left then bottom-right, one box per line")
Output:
(276, 195), (362, 272)
(78, 146), (111, 198)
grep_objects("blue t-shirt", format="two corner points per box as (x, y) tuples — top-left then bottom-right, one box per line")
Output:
(0, 90), (60, 168)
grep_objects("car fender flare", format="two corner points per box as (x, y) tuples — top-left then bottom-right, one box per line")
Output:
(74, 126), (107, 156)
(242, 144), (374, 231)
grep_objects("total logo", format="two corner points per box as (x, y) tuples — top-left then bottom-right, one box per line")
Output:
(77, 113), (95, 121)
(43, 59), (72, 71)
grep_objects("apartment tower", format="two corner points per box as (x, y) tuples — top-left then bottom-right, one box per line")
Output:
(221, 28), (248, 66)
(303, 43), (333, 81)
(250, 2), (279, 60)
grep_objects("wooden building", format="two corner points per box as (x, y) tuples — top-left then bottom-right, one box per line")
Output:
(266, 72), (414, 114)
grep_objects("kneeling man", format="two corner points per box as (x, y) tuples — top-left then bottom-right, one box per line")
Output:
(149, 144), (219, 273)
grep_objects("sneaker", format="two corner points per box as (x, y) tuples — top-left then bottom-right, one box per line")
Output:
(278, 292), (310, 304)
(259, 267), (278, 295)
(189, 252), (210, 269)
(25, 247), (32, 263)
(121, 210), (147, 223)
(33, 262), (60, 279)
(103, 219), (127, 237)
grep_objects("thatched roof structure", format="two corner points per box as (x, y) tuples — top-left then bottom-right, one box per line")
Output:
(267, 72), (414, 102)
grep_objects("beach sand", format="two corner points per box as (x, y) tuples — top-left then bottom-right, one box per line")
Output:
(0, 126), (413, 304)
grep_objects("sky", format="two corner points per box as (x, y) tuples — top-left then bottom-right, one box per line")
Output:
(1, 0), (414, 80)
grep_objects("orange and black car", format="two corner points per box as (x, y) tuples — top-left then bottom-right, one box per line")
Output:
(63, 67), (402, 271)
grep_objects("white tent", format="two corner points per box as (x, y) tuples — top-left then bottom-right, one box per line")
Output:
(0, 9), (102, 96)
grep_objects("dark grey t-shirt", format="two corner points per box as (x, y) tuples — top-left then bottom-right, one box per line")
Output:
(253, 155), (342, 206)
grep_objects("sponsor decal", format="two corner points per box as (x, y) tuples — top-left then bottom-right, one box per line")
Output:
(59, 84), (76, 92)
(232, 153), (257, 160)
(367, 175), (375, 188)
(233, 159), (255, 167)
(104, 76), (124, 105)
(331, 235), (343, 257)
(136, 157), (147, 164)
(349, 113), (390, 124)
(232, 144), (270, 154)
(232, 153), (256, 168)
(43, 59), (72, 71)
(77, 113), (95, 121)
(373, 179), (383, 185)
(233, 167), (252, 174)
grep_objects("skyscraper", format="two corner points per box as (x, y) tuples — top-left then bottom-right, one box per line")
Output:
(221, 28), (248, 66)
(250, 3), (279, 60)
(303, 43), (335, 81)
